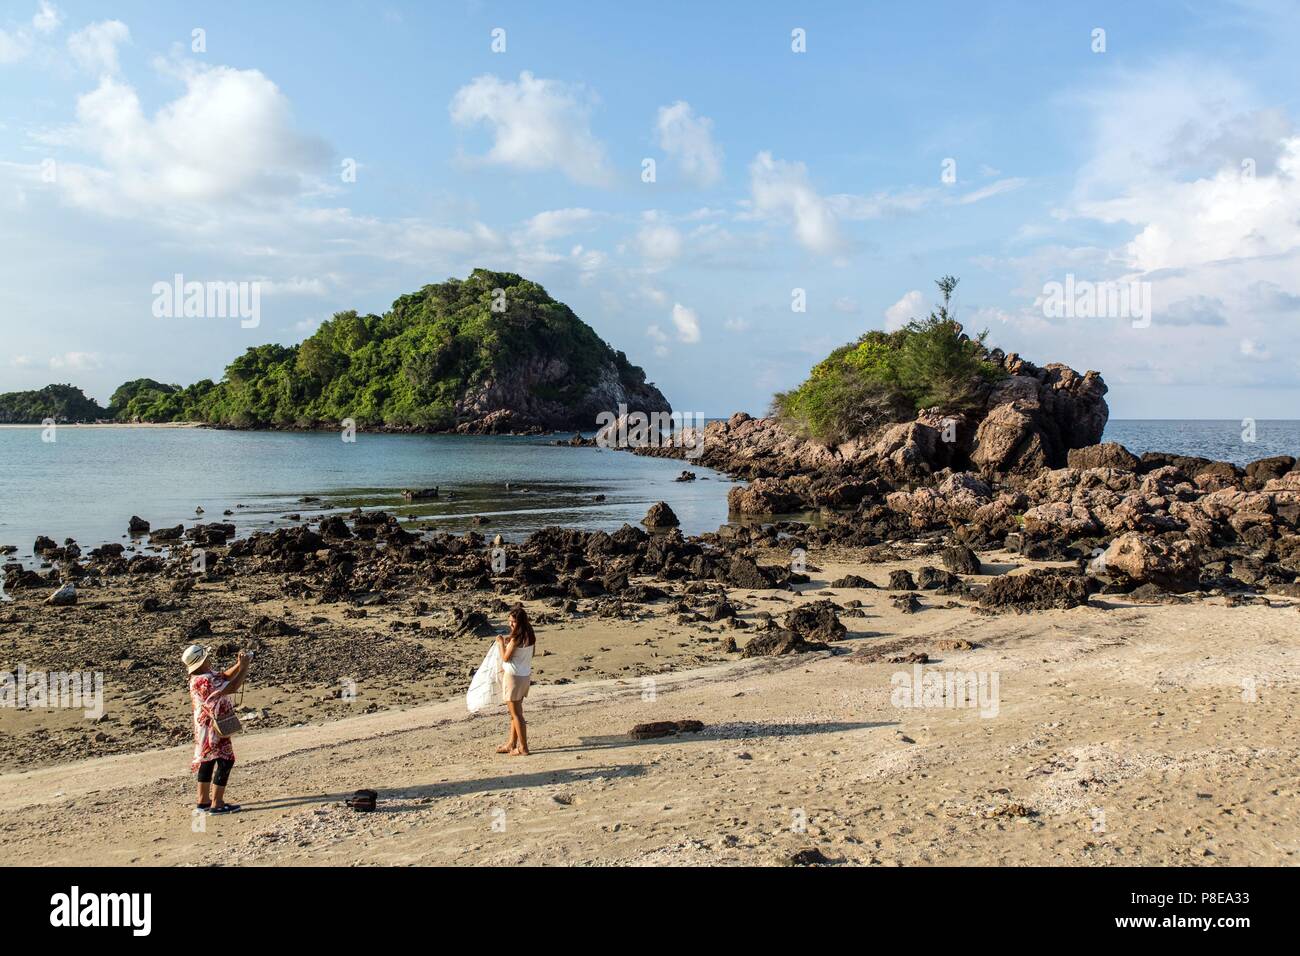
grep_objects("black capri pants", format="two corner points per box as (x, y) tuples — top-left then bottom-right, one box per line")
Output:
(196, 758), (234, 787)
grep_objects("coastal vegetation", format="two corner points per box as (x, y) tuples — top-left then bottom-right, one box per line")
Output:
(771, 277), (1007, 445)
(0, 384), (106, 424)
(0, 270), (665, 429)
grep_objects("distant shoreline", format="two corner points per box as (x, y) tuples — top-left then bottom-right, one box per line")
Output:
(0, 421), (205, 429)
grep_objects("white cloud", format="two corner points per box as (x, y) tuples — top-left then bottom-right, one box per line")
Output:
(33, 2), (61, 33)
(656, 101), (723, 186)
(884, 290), (924, 331)
(49, 351), (102, 371)
(449, 71), (612, 187)
(0, 28), (31, 63)
(9, 354), (34, 368)
(67, 20), (129, 75)
(671, 302), (701, 343)
(1067, 62), (1300, 274)
(645, 323), (669, 357)
(956, 177), (1027, 205)
(522, 207), (596, 242)
(1240, 338), (1271, 360)
(748, 151), (843, 255)
(635, 219), (682, 266)
(724, 317), (750, 332)
(43, 62), (328, 213)
(832, 296), (860, 314)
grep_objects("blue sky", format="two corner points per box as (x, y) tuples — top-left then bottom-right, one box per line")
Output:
(3, 0), (1300, 418)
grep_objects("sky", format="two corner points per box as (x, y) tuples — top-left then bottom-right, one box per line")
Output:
(2, 0), (1300, 419)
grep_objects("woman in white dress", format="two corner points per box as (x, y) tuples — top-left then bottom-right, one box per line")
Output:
(495, 605), (536, 756)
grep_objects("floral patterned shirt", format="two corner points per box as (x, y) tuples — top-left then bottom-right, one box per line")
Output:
(189, 672), (236, 771)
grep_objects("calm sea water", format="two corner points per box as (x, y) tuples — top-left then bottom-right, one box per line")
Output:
(0, 427), (735, 561)
(1102, 420), (1300, 467)
(2, 420), (1296, 562)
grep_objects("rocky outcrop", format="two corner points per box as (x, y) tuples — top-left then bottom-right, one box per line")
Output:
(1096, 533), (1200, 592)
(453, 354), (670, 433)
(643, 502), (680, 529)
(637, 351), (1107, 498)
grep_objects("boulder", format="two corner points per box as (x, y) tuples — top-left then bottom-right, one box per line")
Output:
(128, 516), (150, 535)
(941, 544), (981, 575)
(1068, 442), (1139, 471)
(46, 582), (77, 606)
(1096, 532), (1200, 592)
(643, 501), (680, 528)
(782, 599), (846, 642)
(978, 569), (1094, 611)
(829, 573), (876, 588)
(741, 628), (829, 658)
(888, 569), (916, 591)
(728, 477), (806, 515)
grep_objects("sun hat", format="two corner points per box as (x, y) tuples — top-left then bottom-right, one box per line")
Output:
(181, 644), (210, 674)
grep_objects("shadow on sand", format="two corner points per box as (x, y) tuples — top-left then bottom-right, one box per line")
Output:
(233, 720), (889, 815)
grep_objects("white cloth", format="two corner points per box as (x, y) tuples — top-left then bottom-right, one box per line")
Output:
(503, 642), (533, 678)
(466, 641), (503, 712)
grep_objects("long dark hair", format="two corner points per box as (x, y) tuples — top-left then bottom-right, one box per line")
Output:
(509, 605), (536, 646)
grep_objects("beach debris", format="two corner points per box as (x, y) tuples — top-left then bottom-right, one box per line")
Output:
(402, 487), (439, 501)
(788, 847), (835, 866)
(629, 719), (704, 740)
(888, 652), (929, 664)
(46, 582), (77, 606)
(643, 501), (680, 528)
(934, 638), (977, 651)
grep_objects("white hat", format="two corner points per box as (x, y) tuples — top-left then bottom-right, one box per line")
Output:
(181, 644), (210, 674)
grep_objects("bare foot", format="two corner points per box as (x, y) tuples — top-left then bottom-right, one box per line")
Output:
(509, 747), (530, 756)
(496, 744), (512, 754)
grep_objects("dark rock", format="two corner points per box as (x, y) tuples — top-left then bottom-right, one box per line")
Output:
(128, 516), (150, 535)
(888, 569), (916, 591)
(643, 501), (680, 528)
(978, 569), (1095, 611)
(916, 566), (960, 590)
(629, 720), (704, 740)
(782, 599), (846, 642)
(741, 628), (829, 657)
(1067, 442), (1139, 471)
(941, 544), (981, 575)
(890, 593), (922, 613)
(829, 573), (876, 588)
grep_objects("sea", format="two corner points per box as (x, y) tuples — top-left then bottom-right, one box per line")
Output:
(1, 419), (1297, 562)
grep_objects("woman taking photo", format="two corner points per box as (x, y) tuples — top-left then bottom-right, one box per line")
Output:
(495, 606), (536, 756)
(182, 643), (251, 813)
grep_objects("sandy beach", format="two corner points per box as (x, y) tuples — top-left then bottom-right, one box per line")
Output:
(3, 544), (1296, 866)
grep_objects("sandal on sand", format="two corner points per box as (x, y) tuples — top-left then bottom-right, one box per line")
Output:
(209, 803), (241, 814)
